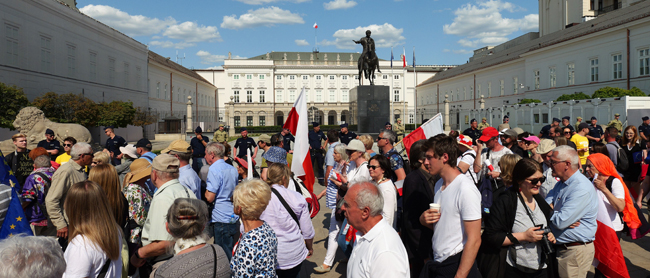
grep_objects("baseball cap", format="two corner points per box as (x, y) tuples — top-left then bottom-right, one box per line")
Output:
(511, 127), (525, 135)
(45, 129), (55, 135)
(135, 138), (152, 149)
(503, 129), (518, 139)
(219, 123), (225, 127)
(161, 139), (191, 154)
(470, 119), (477, 123)
(482, 117), (487, 120)
(152, 154), (180, 173)
(345, 139), (365, 153)
(614, 113), (620, 117)
(577, 116), (583, 120)
(340, 123), (348, 128)
(523, 135), (540, 145)
(536, 139), (556, 154)
(258, 134), (271, 143)
(478, 127), (499, 142)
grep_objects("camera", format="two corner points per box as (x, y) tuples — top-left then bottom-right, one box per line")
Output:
(539, 227), (555, 255)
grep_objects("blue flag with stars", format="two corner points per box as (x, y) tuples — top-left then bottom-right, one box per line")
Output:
(0, 150), (32, 239)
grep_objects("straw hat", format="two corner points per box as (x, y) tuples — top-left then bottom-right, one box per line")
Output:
(457, 134), (473, 149)
(123, 158), (152, 185)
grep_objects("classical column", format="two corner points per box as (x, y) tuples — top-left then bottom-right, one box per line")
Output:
(479, 95), (485, 109)
(186, 96), (193, 133)
(228, 96), (235, 137)
(444, 94), (450, 132)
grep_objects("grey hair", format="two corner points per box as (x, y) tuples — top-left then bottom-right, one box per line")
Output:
(552, 145), (580, 170)
(380, 129), (397, 145)
(34, 155), (51, 168)
(166, 198), (210, 240)
(206, 142), (225, 158)
(169, 151), (191, 162)
(70, 142), (92, 160)
(351, 181), (384, 217)
(0, 234), (66, 278)
(154, 169), (180, 181)
(333, 143), (348, 161)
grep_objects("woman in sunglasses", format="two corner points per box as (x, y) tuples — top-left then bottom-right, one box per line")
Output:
(368, 155), (397, 227)
(479, 158), (557, 278)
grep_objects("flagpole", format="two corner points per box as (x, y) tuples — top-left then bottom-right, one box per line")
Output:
(390, 47), (394, 125)
(403, 46), (406, 124)
(411, 46), (415, 126)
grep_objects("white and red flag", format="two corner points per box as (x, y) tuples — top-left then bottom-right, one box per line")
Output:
(593, 177), (630, 278)
(313, 22), (318, 29)
(283, 87), (315, 192)
(402, 113), (444, 159)
(402, 47), (407, 68)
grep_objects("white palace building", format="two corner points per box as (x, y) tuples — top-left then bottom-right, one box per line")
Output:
(418, 0), (650, 131)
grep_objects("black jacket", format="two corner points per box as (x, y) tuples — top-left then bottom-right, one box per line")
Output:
(400, 168), (438, 263)
(478, 187), (558, 278)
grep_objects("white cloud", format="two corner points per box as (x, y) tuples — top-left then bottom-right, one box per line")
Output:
(295, 39), (310, 46)
(80, 5), (176, 36)
(221, 6), (304, 29)
(443, 0), (538, 49)
(327, 23), (405, 49)
(164, 22), (222, 42)
(236, 0), (309, 4)
(205, 66), (224, 70)
(324, 0), (357, 10)
(149, 41), (195, 49)
(196, 50), (246, 64)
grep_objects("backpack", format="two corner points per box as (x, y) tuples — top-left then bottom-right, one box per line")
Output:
(291, 177), (320, 219)
(608, 142), (629, 173)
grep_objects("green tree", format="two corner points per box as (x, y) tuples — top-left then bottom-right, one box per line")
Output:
(97, 101), (136, 128)
(32, 92), (99, 127)
(0, 82), (29, 129)
(133, 107), (158, 127)
(592, 86), (647, 98)
(556, 92), (591, 101)
(518, 99), (541, 104)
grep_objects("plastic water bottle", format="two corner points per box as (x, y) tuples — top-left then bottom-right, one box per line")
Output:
(229, 214), (238, 224)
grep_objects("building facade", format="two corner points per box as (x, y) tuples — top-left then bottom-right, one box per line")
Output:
(0, 0), (149, 108)
(195, 52), (447, 128)
(418, 0), (650, 130)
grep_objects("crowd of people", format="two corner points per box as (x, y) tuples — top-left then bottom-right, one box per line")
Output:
(0, 113), (649, 278)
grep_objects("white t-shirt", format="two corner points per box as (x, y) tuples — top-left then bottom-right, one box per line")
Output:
(480, 146), (513, 176)
(432, 174), (482, 262)
(377, 180), (397, 228)
(457, 149), (478, 183)
(347, 161), (371, 185)
(347, 219), (410, 278)
(597, 178), (625, 231)
(63, 234), (122, 278)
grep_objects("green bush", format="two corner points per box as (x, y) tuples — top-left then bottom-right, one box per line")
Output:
(592, 86), (647, 98)
(556, 92), (592, 101)
(518, 99), (542, 104)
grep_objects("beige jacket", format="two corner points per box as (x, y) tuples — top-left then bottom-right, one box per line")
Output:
(45, 159), (85, 230)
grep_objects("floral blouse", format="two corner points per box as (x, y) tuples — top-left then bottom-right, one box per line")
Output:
(123, 183), (152, 244)
(231, 222), (278, 278)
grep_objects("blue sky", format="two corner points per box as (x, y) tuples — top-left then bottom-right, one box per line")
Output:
(78, 0), (539, 69)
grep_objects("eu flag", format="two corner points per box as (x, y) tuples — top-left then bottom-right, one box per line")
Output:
(0, 150), (18, 187)
(0, 188), (33, 238)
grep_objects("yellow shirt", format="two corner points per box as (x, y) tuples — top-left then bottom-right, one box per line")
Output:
(570, 134), (590, 165)
(55, 152), (71, 165)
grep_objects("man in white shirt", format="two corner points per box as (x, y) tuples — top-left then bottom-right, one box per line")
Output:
(343, 181), (409, 278)
(420, 134), (482, 278)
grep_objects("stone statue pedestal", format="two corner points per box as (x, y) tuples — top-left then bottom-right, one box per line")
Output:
(349, 86), (389, 134)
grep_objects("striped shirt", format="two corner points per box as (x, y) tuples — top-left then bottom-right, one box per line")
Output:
(326, 162), (346, 209)
(0, 184), (13, 225)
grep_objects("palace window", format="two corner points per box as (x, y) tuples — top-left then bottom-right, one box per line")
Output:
(89, 52), (97, 81)
(534, 70), (540, 89)
(639, 49), (649, 76)
(234, 116), (240, 126)
(40, 36), (52, 73)
(234, 91), (240, 103)
(246, 90), (253, 103)
(499, 80), (504, 95)
(549, 67), (556, 87)
(67, 44), (76, 78)
(5, 24), (19, 66)
(246, 116), (253, 126)
(567, 63), (575, 85)
(259, 90), (265, 102)
(612, 54), (623, 79)
(394, 90), (400, 102)
(590, 58), (599, 82)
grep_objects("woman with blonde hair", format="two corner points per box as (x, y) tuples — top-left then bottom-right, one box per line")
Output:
(264, 163), (315, 278)
(499, 154), (522, 188)
(93, 151), (111, 167)
(155, 198), (230, 278)
(358, 134), (376, 157)
(63, 180), (122, 277)
(89, 164), (129, 230)
(231, 179), (277, 277)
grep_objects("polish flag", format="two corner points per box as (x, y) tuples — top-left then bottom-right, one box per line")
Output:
(593, 182), (630, 278)
(402, 48), (407, 68)
(313, 22), (318, 29)
(283, 87), (315, 192)
(402, 113), (444, 159)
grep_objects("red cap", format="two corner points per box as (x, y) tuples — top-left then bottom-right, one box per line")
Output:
(478, 127), (499, 142)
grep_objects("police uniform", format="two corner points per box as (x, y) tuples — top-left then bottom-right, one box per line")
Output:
(105, 135), (127, 165)
(587, 124), (604, 146)
(309, 127), (327, 183)
(213, 126), (228, 143)
(394, 119), (406, 141)
(607, 118), (623, 134)
(234, 136), (256, 158)
(339, 131), (358, 145)
(478, 122), (490, 130)
(539, 125), (553, 139)
(278, 132), (295, 153)
(37, 139), (61, 161)
(190, 132), (210, 173)
(639, 121), (650, 148)
(462, 127), (482, 144)
(574, 118), (582, 132)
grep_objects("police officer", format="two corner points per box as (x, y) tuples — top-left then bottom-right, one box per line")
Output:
(463, 119), (482, 144)
(213, 124), (228, 143)
(478, 117), (490, 130)
(339, 123), (358, 145)
(394, 118), (406, 142)
(234, 127), (258, 159)
(586, 116), (604, 147)
(575, 116), (583, 132)
(277, 128), (295, 153)
(562, 116), (575, 134)
(607, 113), (623, 134)
(309, 122), (327, 184)
(639, 116), (650, 148)
(191, 126), (210, 173)
(539, 118), (561, 139)
(103, 126), (127, 165)
(37, 128), (61, 161)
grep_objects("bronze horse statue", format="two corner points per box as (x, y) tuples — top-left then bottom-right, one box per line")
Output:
(358, 54), (379, 86)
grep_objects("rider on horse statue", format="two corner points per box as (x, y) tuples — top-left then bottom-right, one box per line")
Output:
(353, 30), (381, 85)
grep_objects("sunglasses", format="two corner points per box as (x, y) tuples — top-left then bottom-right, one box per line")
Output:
(64, 144), (73, 147)
(526, 177), (547, 184)
(377, 136), (386, 141)
(368, 165), (380, 170)
(564, 132), (571, 134)
(84, 152), (94, 158)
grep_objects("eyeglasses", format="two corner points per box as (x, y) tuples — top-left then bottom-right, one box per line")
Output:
(368, 165), (380, 170)
(550, 159), (568, 166)
(63, 144), (72, 147)
(526, 177), (547, 184)
(377, 136), (386, 141)
(500, 135), (509, 139)
(83, 153), (94, 158)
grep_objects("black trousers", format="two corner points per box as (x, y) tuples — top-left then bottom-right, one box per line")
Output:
(277, 262), (302, 278)
(420, 252), (482, 278)
(310, 149), (325, 182)
(504, 264), (547, 278)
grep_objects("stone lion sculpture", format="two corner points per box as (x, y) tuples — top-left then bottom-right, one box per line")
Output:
(0, 107), (92, 153)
